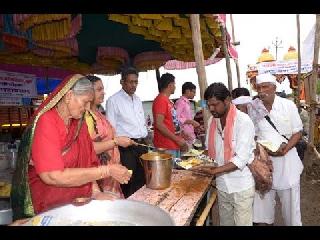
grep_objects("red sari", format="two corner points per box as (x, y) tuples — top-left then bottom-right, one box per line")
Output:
(29, 108), (99, 214)
(85, 110), (124, 198)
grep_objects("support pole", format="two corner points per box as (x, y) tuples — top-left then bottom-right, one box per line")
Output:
(230, 14), (241, 88)
(190, 14), (208, 99)
(296, 14), (302, 110)
(220, 24), (233, 91)
(308, 14), (320, 148)
(155, 68), (161, 82)
(190, 14), (210, 129)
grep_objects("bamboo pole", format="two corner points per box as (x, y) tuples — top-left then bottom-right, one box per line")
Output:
(296, 14), (302, 110)
(304, 75), (311, 105)
(190, 14), (208, 99)
(155, 68), (161, 82)
(308, 14), (320, 147)
(155, 68), (161, 92)
(220, 24), (233, 91)
(230, 14), (241, 88)
(190, 14), (210, 129)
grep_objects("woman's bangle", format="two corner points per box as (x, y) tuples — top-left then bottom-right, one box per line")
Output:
(98, 166), (105, 179)
(113, 138), (118, 146)
(92, 188), (101, 194)
(105, 165), (110, 177)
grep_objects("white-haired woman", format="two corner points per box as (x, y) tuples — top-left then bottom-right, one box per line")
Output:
(11, 74), (131, 220)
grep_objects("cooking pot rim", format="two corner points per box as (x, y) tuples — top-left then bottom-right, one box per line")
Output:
(140, 152), (172, 161)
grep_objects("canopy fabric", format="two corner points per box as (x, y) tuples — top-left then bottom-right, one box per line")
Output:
(0, 14), (237, 74)
(0, 63), (74, 79)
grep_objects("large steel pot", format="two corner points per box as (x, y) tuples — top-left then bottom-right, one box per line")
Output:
(22, 200), (175, 226)
(0, 208), (12, 225)
(140, 152), (173, 190)
(0, 199), (12, 225)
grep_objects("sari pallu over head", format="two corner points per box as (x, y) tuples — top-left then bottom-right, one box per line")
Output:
(10, 74), (87, 220)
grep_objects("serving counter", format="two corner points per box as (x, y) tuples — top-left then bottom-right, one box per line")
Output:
(128, 169), (217, 226)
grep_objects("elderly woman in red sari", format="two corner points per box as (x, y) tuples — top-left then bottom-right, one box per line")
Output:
(11, 74), (131, 220)
(85, 75), (134, 198)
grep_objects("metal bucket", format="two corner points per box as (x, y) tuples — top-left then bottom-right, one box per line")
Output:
(140, 152), (173, 190)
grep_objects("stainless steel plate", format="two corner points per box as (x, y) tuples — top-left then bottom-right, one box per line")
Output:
(23, 199), (175, 226)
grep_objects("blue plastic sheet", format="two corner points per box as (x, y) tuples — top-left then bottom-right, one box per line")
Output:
(36, 78), (61, 94)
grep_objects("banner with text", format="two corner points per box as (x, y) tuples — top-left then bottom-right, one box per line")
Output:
(257, 61), (313, 75)
(0, 70), (37, 97)
(0, 97), (23, 106)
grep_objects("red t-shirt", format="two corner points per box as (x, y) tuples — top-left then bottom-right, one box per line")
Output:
(152, 94), (179, 150)
(29, 108), (98, 213)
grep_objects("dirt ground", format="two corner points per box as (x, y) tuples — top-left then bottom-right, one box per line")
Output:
(295, 161), (320, 225)
(274, 163), (320, 226)
(210, 149), (320, 226)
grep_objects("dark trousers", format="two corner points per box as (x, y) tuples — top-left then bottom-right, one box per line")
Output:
(118, 144), (148, 198)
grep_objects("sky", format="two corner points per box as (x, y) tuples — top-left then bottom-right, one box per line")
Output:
(98, 14), (316, 106)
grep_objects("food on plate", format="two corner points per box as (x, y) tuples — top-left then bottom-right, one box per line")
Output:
(177, 157), (202, 169)
(182, 148), (204, 157)
(256, 140), (280, 153)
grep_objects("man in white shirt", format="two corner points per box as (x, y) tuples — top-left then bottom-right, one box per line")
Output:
(106, 67), (148, 197)
(195, 82), (255, 226)
(252, 73), (304, 226)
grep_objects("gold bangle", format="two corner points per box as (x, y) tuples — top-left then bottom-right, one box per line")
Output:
(92, 188), (101, 194)
(98, 166), (104, 179)
(105, 165), (110, 177)
(113, 138), (118, 146)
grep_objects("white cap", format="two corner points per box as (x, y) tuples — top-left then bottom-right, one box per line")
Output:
(232, 96), (252, 105)
(256, 73), (277, 85)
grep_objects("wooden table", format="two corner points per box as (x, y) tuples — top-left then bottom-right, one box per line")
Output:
(128, 169), (216, 226)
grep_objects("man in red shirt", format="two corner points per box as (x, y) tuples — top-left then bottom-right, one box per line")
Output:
(152, 73), (188, 158)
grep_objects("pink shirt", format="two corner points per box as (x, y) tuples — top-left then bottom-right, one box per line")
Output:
(175, 96), (195, 144)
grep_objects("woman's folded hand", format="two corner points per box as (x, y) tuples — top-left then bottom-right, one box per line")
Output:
(106, 164), (132, 184)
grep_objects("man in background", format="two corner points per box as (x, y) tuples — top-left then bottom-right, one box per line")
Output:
(175, 82), (200, 145)
(152, 73), (188, 158)
(231, 87), (252, 114)
(106, 67), (148, 198)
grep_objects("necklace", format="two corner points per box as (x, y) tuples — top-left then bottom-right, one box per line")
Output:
(56, 106), (70, 127)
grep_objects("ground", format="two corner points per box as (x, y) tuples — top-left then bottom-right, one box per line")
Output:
(274, 163), (320, 226)
(296, 155), (320, 226)
(209, 149), (320, 226)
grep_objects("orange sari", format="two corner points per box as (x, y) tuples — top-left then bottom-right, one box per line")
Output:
(85, 110), (124, 198)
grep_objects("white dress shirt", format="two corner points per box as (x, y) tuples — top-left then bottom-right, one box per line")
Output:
(205, 110), (255, 194)
(106, 89), (148, 138)
(255, 96), (303, 190)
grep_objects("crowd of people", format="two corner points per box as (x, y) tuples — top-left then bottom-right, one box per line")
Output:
(10, 68), (305, 226)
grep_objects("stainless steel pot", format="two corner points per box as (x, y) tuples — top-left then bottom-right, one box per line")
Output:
(0, 208), (12, 225)
(140, 152), (173, 190)
(22, 200), (175, 226)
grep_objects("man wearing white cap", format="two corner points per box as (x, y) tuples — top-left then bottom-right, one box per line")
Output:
(252, 73), (304, 226)
(232, 95), (252, 114)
